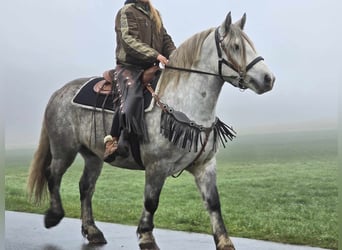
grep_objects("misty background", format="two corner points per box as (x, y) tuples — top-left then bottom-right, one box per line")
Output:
(2, 0), (340, 148)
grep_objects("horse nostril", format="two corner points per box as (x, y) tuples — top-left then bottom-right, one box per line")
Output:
(264, 74), (272, 84)
(264, 74), (275, 89)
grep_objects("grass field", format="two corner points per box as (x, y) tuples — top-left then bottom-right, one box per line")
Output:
(5, 129), (337, 249)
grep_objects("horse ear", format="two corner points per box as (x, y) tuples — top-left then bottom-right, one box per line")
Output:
(235, 13), (247, 30)
(220, 12), (232, 36)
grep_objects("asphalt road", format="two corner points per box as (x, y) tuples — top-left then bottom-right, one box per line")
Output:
(5, 211), (330, 250)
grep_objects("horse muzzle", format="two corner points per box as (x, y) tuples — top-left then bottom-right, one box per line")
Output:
(263, 73), (276, 92)
(249, 72), (275, 94)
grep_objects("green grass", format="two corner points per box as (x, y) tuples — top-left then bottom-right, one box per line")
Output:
(5, 129), (338, 249)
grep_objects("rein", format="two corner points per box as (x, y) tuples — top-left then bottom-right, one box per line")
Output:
(164, 27), (264, 90)
(164, 64), (238, 82)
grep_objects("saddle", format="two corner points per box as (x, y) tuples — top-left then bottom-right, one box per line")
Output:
(94, 65), (160, 94)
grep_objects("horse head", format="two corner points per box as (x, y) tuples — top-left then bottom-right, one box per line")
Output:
(218, 12), (275, 94)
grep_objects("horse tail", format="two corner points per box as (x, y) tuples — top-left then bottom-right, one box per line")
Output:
(27, 118), (51, 204)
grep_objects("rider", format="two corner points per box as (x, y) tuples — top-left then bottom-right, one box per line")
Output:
(104, 0), (176, 162)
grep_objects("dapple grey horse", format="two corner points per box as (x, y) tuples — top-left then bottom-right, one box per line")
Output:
(28, 12), (275, 250)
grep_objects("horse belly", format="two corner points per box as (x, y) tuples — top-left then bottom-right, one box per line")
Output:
(109, 157), (145, 170)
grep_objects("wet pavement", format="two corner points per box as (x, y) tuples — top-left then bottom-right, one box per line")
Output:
(5, 211), (330, 250)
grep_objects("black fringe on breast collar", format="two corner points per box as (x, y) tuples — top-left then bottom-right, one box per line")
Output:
(160, 104), (236, 152)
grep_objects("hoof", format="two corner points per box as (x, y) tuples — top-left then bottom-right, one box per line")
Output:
(82, 225), (107, 245)
(87, 232), (107, 245)
(216, 235), (235, 250)
(44, 209), (64, 228)
(220, 246), (235, 250)
(138, 232), (159, 250)
(139, 242), (160, 250)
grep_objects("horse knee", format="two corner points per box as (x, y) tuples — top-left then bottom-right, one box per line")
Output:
(144, 178), (165, 214)
(204, 186), (221, 212)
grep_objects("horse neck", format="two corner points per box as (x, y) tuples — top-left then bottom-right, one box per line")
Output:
(161, 33), (224, 127)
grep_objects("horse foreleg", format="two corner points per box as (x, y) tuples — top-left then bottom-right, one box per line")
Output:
(137, 169), (166, 250)
(79, 149), (106, 244)
(190, 158), (235, 250)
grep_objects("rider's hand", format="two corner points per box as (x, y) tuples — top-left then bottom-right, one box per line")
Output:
(157, 54), (169, 66)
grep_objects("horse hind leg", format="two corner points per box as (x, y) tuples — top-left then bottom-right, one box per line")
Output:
(189, 158), (235, 250)
(137, 168), (167, 250)
(44, 152), (77, 228)
(79, 147), (106, 244)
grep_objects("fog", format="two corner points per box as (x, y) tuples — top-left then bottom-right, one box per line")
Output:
(2, 0), (340, 147)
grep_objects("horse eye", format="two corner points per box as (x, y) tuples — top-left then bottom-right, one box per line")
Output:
(234, 44), (240, 51)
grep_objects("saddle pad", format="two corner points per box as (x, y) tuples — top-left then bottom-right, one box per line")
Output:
(72, 77), (157, 113)
(72, 77), (115, 113)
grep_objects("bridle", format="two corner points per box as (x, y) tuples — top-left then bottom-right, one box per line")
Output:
(164, 27), (264, 90)
(214, 28), (264, 89)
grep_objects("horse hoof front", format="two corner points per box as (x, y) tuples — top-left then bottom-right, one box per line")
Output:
(44, 209), (64, 228)
(216, 235), (235, 250)
(87, 232), (107, 245)
(82, 225), (107, 245)
(139, 242), (160, 250)
(138, 232), (160, 250)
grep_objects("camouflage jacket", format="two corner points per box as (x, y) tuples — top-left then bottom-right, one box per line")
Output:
(115, 2), (176, 69)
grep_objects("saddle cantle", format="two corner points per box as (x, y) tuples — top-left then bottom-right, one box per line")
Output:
(93, 80), (112, 95)
(92, 70), (116, 95)
(103, 69), (115, 83)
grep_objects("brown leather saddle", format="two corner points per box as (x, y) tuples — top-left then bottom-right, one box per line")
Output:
(94, 65), (160, 95)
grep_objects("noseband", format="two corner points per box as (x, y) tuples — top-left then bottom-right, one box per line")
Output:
(214, 28), (264, 89)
